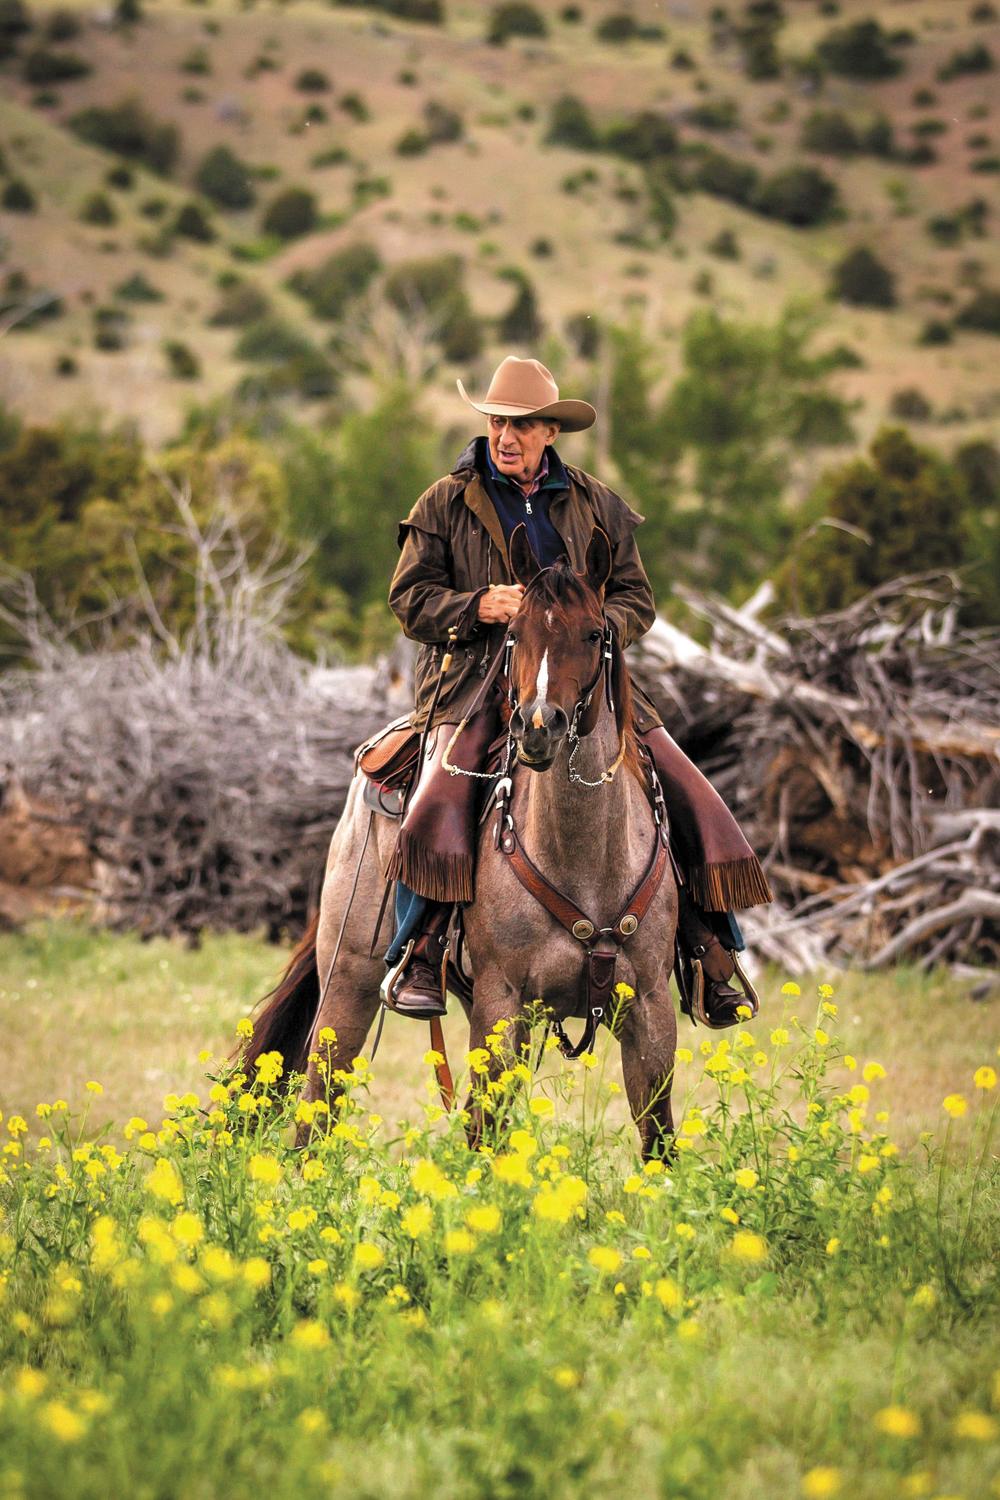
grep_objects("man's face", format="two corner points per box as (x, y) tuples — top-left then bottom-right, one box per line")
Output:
(487, 415), (560, 484)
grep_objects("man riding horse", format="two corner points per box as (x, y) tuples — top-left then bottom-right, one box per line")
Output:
(380, 356), (772, 1026)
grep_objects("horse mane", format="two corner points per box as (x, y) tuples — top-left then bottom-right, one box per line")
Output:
(522, 561), (643, 783)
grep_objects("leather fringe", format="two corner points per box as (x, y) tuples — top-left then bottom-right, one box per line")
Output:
(686, 856), (773, 913)
(393, 831), (475, 905)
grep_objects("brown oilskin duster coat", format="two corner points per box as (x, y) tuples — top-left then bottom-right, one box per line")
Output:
(388, 439), (663, 732)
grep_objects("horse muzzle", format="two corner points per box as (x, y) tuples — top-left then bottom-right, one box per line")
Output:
(510, 700), (568, 771)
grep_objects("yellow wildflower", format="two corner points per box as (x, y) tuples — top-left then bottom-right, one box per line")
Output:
(826, 1238), (841, 1256)
(492, 1154), (533, 1189)
(857, 1155), (879, 1174)
(973, 1065), (997, 1091)
(354, 1242), (384, 1271)
(332, 1283), (360, 1311)
(655, 1277), (682, 1311)
(467, 1205), (501, 1234)
(953, 1411), (997, 1441)
(720, 1207), (740, 1225)
(171, 1212), (204, 1247)
(401, 1203), (433, 1239)
(444, 1229), (475, 1255)
(588, 1246), (623, 1275)
(780, 982), (801, 996)
(410, 1158), (457, 1201)
(862, 1062), (886, 1083)
(729, 1231), (768, 1263)
(242, 1257), (271, 1290)
(801, 1467), (842, 1498)
(248, 1153), (282, 1187)
(942, 1094), (968, 1119)
(42, 1401), (86, 1442)
(291, 1319), (331, 1350)
(674, 1223), (696, 1242)
(235, 1017), (253, 1041)
(145, 1157), (183, 1206)
(873, 1406), (920, 1438)
(529, 1097), (554, 1118)
(734, 1167), (758, 1190)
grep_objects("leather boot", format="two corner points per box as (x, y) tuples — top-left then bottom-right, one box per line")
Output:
(676, 893), (758, 1029)
(382, 903), (451, 1019)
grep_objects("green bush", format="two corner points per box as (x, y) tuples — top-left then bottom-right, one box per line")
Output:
(737, 0), (785, 80)
(164, 340), (201, 379)
(79, 191), (117, 225)
(830, 247), (896, 308)
(22, 44), (89, 81)
(208, 279), (271, 327)
(645, 162), (678, 237)
(595, 13), (639, 42)
(68, 97), (180, 176)
(287, 241), (381, 321)
(687, 96), (740, 131)
(115, 271), (163, 302)
(918, 319), (952, 346)
(180, 45), (211, 75)
(754, 164), (839, 226)
(545, 94), (599, 151)
(295, 67), (330, 92)
(44, 6), (78, 38)
(93, 304), (130, 351)
(604, 111), (678, 163)
(487, 2), (547, 44)
(105, 162), (134, 190)
(424, 99), (463, 143)
(775, 428), (972, 616)
(954, 286), (1000, 335)
(496, 266), (542, 343)
(2, 178), (36, 212)
(938, 43), (994, 81)
(706, 227), (740, 259)
(260, 186), (317, 240)
(172, 200), (215, 242)
(690, 148), (759, 206)
(800, 109), (858, 155)
(235, 317), (315, 362)
(395, 129), (428, 157)
(816, 18), (901, 79)
(195, 145), (256, 209)
(889, 387), (932, 421)
(384, 253), (482, 361)
(339, 92), (369, 122)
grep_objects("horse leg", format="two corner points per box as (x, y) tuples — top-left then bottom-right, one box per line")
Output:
(464, 970), (528, 1152)
(619, 986), (678, 1162)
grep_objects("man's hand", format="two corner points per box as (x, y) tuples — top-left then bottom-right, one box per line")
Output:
(477, 584), (524, 625)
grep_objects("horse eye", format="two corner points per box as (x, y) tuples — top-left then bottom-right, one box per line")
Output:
(587, 630), (602, 644)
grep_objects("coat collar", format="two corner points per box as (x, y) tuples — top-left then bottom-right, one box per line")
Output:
(451, 437), (571, 565)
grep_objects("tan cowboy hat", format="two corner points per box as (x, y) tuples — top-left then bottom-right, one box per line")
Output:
(457, 356), (596, 432)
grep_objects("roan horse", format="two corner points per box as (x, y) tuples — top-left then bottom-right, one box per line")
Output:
(244, 526), (679, 1158)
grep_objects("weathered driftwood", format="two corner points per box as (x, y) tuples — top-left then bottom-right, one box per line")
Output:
(630, 575), (999, 975)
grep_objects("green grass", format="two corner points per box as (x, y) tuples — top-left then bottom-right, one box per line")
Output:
(1, 921), (998, 1499)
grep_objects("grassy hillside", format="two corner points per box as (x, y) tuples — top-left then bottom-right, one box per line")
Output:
(1, 0), (998, 446)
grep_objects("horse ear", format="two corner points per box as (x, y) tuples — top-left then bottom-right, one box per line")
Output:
(509, 523), (542, 588)
(585, 526), (613, 593)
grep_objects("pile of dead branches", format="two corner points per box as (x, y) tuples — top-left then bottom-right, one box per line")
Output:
(630, 576), (1000, 974)
(0, 505), (407, 940)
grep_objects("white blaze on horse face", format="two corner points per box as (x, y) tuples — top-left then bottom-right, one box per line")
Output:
(531, 649), (549, 729)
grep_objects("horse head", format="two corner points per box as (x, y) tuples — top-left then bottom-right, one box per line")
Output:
(506, 524), (615, 772)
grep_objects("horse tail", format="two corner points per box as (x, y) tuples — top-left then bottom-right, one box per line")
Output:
(239, 912), (321, 1085)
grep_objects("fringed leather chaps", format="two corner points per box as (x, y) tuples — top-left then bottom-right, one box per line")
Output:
(390, 704), (501, 904)
(638, 725), (772, 913)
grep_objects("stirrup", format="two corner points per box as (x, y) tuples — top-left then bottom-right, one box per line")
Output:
(379, 939), (414, 1009)
(690, 954), (760, 1030)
